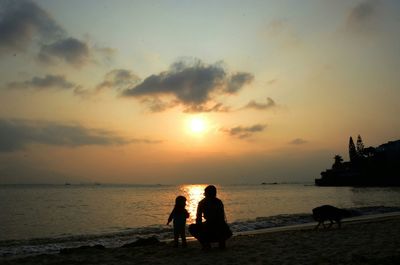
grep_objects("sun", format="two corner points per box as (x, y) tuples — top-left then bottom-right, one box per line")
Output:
(188, 117), (206, 134)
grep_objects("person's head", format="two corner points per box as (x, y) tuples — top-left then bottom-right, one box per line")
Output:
(175, 195), (187, 208)
(204, 185), (217, 198)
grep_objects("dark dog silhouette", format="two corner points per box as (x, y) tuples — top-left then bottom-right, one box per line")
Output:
(312, 205), (350, 229)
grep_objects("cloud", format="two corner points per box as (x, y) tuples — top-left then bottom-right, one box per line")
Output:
(0, 119), (160, 152)
(0, 1), (111, 66)
(140, 97), (179, 113)
(0, 0), (64, 54)
(183, 103), (230, 113)
(123, 59), (225, 104)
(221, 124), (267, 139)
(225, 72), (254, 94)
(93, 46), (116, 64)
(289, 138), (308, 145)
(140, 98), (231, 114)
(122, 58), (253, 112)
(71, 85), (91, 97)
(130, 138), (163, 144)
(6, 74), (76, 90)
(96, 69), (140, 91)
(243, 97), (276, 110)
(346, 0), (380, 33)
(38, 37), (90, 66)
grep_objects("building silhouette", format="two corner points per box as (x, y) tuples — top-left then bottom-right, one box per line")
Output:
(315, 137), (400, 186)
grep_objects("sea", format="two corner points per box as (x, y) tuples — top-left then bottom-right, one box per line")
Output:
(1, 183), (400, 257)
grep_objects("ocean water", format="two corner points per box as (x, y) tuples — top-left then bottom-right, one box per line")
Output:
(1, 184), (400, 257)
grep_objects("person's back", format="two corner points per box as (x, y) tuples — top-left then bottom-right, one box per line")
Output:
(191, 185), (231, 249)
(197, 197), (225, 225)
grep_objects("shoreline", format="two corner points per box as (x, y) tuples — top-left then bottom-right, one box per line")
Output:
(2, 213), (400, 264)
(234, 210), (400, 236)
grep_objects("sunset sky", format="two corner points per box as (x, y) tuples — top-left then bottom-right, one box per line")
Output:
(0, 0), (399, 184)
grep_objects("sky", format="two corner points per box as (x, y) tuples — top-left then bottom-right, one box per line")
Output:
(0, 0), (399, 184)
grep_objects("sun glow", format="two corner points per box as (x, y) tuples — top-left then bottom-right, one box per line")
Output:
(188, 117), (207, 134)
(180, 184), (206, 223)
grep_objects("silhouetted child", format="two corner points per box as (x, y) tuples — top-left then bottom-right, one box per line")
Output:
(167, 195), (189, 247)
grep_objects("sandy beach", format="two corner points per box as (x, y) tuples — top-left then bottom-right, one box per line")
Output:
(2, 215), (400, 265)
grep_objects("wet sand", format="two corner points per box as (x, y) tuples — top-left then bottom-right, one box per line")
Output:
(2, 215), (400, 265)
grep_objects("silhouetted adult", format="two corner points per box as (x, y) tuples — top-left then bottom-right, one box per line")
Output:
(189, 185), (232, 249)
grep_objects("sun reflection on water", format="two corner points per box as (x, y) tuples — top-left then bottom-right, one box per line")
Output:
(179, 184), (207, 224)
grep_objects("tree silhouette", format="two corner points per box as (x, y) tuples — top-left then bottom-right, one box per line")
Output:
(332, 155), (343, 169)
(349, 136), (358, 162)
(356, 135), (365, 157)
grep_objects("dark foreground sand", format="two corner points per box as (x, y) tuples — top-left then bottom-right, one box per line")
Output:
(2, 216), (400, 265)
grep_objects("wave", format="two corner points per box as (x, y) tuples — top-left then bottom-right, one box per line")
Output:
(1, 205), (400, 258)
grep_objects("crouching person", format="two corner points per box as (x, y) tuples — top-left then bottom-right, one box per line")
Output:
(189, 185), (232, 250)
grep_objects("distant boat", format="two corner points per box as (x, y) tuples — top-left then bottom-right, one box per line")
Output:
(261, 182), (278, 185)
(64, 182), (71, 186)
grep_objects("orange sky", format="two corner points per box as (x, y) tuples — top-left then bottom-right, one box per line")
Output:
(0, 0), (399, 184)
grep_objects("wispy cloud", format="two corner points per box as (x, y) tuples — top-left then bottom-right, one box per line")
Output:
(183, 103), (230, 113)
(93, 46), (116, 65)
(0, 119), (161, 152)
(38, 37), (90, 66)
(140, 97), (179, 113)
(96, 69), (140, 92)
(243, 97), (276, 111)
(6, 75), (76, 90)
(346, 0), (381, 34)
(289, 138), (308, 145)
(122, 58), (254, 113)
(225, 72), (254, 94)
(220, 124), (267, 139)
